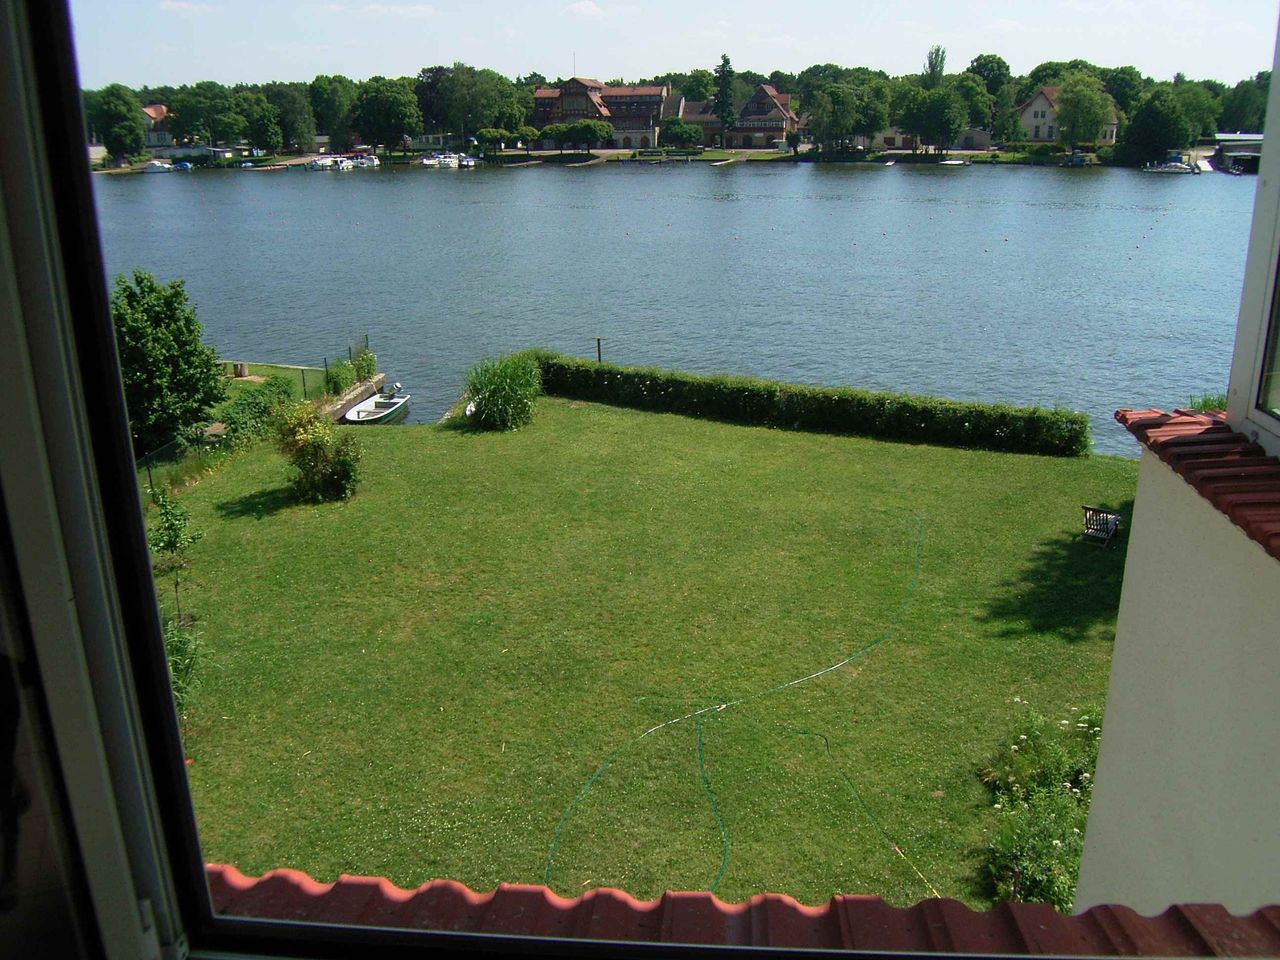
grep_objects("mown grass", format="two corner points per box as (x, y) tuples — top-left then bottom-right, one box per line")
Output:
(219, 362), (325, 409)
(172, 398), (1135, 907)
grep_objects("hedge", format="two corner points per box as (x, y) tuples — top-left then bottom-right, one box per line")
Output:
(520, 350), (1091, 457)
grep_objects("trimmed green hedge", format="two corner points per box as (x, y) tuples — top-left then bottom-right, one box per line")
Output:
(521, 350), (1090, 456)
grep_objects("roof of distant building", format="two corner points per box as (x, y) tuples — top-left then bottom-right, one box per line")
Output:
(1017, 85), (1118, 124)
(141, 103), (168, 123)
(207, 864), (1280, 954)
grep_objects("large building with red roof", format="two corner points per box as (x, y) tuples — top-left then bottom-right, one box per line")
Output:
(533, 77), (679, 149)
(682, 83), (800, 148)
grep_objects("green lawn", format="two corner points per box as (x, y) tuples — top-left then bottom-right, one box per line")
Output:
(172, 398), (1135, 906)
(218, 362), (325, 411)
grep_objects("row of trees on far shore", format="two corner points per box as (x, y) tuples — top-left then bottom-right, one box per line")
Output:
(84, 53), (1270, 163)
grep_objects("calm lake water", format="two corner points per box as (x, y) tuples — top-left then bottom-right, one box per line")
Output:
(92, 162), (1257, 455)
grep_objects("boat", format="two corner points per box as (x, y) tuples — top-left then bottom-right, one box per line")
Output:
(458, 155), (477, 168)
(419, 154), (440, 167)
(1140, 161), (1196, 174)
(938, 158), (970, 166)
(174, 161), (193, 171)
(342, 384), (411, 425)
(335, 158), (355, 171)
(307, 156), (335, 170)
(354, 155), (380, 168)
(437, 153), (460, 168)
(883, 160), (896, 166)
(142, 160), (172, 173)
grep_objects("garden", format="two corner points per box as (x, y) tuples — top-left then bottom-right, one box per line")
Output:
(161, 388), (1134, 910)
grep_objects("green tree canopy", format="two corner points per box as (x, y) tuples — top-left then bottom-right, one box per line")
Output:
(660, 117), (703, 147)
(309, 74), (356, 149)
(474, 127), (511, 150)
(541, 122), (570, 152)
(922, 45), (947, 90)
(950, 71), (994, 127)
(895, 85), (928, 149)
(684, 68), (715, 101)
(437, 64), (527, 138)
(414, 65), (450, 130)
(1055, 72), (1114, 146)
(966, 54), (1011, 96)
(515, 124), (540, 151)
(1125, 87), (1193, 161)
(92, 83), (146, 161)
(1098, 66), (1147, 115)
(713, 54), (736, 140)
(240, 92), (283, 152)
(1220, 72), (1269, 132)
(920, 87), (966, 152)
(351, 76), (424, 150)
(110, 271), (225, 452)
(261, 82), (315, 152)
(1170, 81), (1222, 138)
(566, 118), (613, 148)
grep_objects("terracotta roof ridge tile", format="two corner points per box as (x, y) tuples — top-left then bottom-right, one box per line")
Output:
(204, 864), (1280, 953)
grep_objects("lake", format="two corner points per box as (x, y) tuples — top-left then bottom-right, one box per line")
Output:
(91, 161), (1257, 455)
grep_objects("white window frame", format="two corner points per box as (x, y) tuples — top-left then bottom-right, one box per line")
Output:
(1228, 16), (1280, 457)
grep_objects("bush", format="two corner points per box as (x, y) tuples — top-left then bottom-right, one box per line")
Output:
(979, 702), (1103, 912)
(222, 375), (294, 446)
(164, 618), (201, 720)
(523, 351), (1091, 456)
(465, 354), (543, 431)
(353, 348), (377, 382)
(325, 359), (356, 395)
(275, 402), (362, 501)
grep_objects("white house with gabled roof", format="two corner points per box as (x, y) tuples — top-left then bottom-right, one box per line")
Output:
(1017, 85), (1118, 144)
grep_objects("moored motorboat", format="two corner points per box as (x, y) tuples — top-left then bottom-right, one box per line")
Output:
(342, 384), (411, 424)
(419, 154), (440, 167)
(458, 155), (477, 168)
(437, 152), (460, 168)
(142, 160), (173, 173)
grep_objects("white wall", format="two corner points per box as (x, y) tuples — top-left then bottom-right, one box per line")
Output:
(1076, 449), (1280, 913)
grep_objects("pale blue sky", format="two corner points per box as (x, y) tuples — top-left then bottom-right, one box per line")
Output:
(69, 0), (1279, 89)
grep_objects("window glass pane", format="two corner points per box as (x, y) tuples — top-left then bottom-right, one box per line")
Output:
(1262, 262), (1280, 416)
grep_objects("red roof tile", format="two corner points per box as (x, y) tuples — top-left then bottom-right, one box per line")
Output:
(1116, 408), (1280, 562)
(206, 865), (1280, 954)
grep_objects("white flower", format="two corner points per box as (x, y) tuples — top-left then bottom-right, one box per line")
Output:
(1070, 707), (1078, 712)
(1062, 782), (1072, 789)
(1019, 735), (1027, 741)
(1052, 839), (1062, 847)
(1013, 697), (1022, 703)
(1011, 745), (1019, 751)
(993, 803), (1002, 810)
(1081, 773), (1090, 780)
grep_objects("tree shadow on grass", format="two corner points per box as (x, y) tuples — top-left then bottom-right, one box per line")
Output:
(979, 499), (1134, 644)
(213, 486), (294, 520)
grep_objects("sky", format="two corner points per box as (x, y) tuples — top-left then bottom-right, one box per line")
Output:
(69, 0), (1280, 89)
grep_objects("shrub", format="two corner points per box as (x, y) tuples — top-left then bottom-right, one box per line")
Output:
(275, 402), (362, 501)
(163, 618), (201, 720)
(1188, 391), (1227, 412)
(465, 354), (543, 431)
(979, 702), (1103, 912)
(325, 359), (356, 395)
(223, 375), (294, 446)
(352, 347), (377, 382)
(523, 352), (1091, 456)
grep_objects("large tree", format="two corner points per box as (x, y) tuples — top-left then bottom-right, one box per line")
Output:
(966, 54), (1011, 97)
(92, 83), (146, 161)
(436, 64), (527, 140)
(683, 68), (714, 102)
(1125, 87), (1193, 161)
(240, 92), (283, 152)
(713, 54), (736, 146)
(309, 74), (357, 149)
(261, 82), (315, 152)
(922, 45), (947, 91)
(110, 271), (225, 453)
(1171, 81), (1222, 138)
(1055, 72), (1114, 146)
(169, 80), (245, 145)
(351, 76), (423, 151)
(660, 117), (703, 147)
(1098, 65), (1146, 115)
(920, 87), (966, 152)
(1220, 72), (1268, 132)
(950, 71), (994, 128)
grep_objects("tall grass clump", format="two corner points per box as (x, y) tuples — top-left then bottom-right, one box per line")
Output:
(979, 700), (1103, 912)
(464, 354), (542, 431)
(164, 618), (201, 720)
(1187, 391), (1227, 412)
(275, 401), (362, 501)
(353, 347), (377, 382)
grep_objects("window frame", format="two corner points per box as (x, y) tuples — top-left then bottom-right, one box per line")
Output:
(1227, 25), (1280, 457)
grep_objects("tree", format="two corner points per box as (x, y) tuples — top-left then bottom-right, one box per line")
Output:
(566, 118), (613, 149)
(1220, 73), (1268, 132)
(713, 54), (736, 146)
(1055, 72), (1113, 146)
(785, 130), (801, 155)
(475, 127), (511, 151)
(967, 54), (1011, 97)
(262, 82), (316, 152)
(437, 64), (527, 140)
(1125, 87), (1193, 162)
(920, 87), (966, 153)
(923, 45), (947, 90)
(309, 74), (357, 149)
(660, 117), (703, 147)
(895, 86), (928, 151)
(542, 122), (570, 153)
(1171, 81), (1221, 138)
(515, 124), (540, 152)
(351, 76), (423, 151)
(683, 68), (714, 102)
(240, 92), (283, 153)
(1098, 65), (1146, 115)
(951, 71), (994, 128)
(92, 83), (146, 161)
(110, 271), (225, 453)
